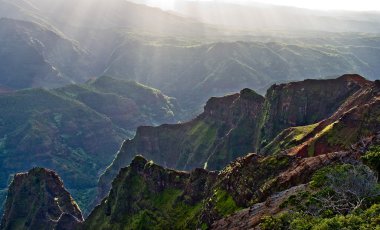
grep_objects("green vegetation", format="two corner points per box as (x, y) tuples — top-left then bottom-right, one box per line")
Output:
(187, 121), (218, 163)
(0, 168), (83, 230)
(0, 189), (6, 215)
(85, 160), (205, 230)
(325, 123), (359, 148)
(260, 155), (290, 169)
(214, 189), (241, 217)
(68, 188), (97, 216)
(362, 145), (380, 174)
(261, 164), (380, 230)
(261, 204), (380, 230)
(0, 76), (179, 215)
(292, 124), (318, 142)
(126, 189), (203, 230)
(188, 121), (217, 147)
(265, 123), (319, 155)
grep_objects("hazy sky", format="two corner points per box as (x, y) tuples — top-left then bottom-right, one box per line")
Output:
(149, 0), (380, 12)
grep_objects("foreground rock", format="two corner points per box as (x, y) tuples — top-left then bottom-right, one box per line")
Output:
(0, 168), (83, 230)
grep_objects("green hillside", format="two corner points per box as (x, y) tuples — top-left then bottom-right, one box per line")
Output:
(0, 76), (179, 215)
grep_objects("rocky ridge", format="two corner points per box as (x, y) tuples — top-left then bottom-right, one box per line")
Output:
(2, 75), (380, 229)
(0, 168), (83, 230)
(97, 74), (370, 202)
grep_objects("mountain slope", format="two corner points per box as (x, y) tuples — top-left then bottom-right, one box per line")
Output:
(173, 1), (380, 33)
(1, 0), (380, 116)
(0, 18), (91, 89)
(0, 168), (83, 230)
(97, 75), (369, 202)
(1, 76), (379, 229)
(103, 39), (380, 114)
(0, 76), (179, 215)
(86, 140), (379, 229)
(0, 0), (212, 37)
(84, 156), (217, 229)
(1, 1), (380, 115)
(87, 76), (380, 229)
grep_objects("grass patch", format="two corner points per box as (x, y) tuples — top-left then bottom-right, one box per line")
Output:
(214, 189), (241, 217)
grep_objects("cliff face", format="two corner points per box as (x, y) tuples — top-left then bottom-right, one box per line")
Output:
(97, 88), (266, 201)
(261, 74), (368, 142)
(264, 77), (380, 158)
(97, 75), (368, 202)
(0, 168), (83, 230)
(87, 78), (380, 228)
(2, 76), (380, 230)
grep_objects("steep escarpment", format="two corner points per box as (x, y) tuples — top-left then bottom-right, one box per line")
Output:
(209, 80), (380, 229)
(264, 78), (380, 158)
(0, 168), (83, 230)
(2, 76), (380, 229)
(98, 88), (265, 201)
(98, 75), (368, 202)
(260, 74), (369, 142)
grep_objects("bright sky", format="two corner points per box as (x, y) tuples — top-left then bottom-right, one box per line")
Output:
(150, 0), (380, 12)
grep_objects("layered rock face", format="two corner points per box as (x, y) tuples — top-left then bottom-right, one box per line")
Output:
(86, 77), (380, 227)
(264, 76), (379, 158)
(261, 74), (368, 141)
(97, 88), (266, 202)
(0, 168), (83, 230)
(2, 76), (380, 230)
(98, 75), (369, 202)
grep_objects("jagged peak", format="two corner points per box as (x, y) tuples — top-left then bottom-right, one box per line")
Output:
(13, 167), (63, 185)
(130, 155), (149, 169)
(203, 88), (264, 116)
(204, 93), (240, 113)
(239, 88), (264, 101)
(1, 167), (83, 230)
(337, 74), (370, 85)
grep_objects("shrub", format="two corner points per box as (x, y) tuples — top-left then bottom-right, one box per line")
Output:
(362, 145), (380, 175)
(312, 164), (380, 214)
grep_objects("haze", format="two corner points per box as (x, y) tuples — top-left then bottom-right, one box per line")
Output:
(147, 0), (380, 12)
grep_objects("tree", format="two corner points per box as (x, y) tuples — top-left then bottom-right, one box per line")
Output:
(313, 164), (380, 215)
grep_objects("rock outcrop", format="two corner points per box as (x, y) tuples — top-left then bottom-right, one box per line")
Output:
(0, 168), (83, 230)
(84, 156), (217, 229)
(211, 184), (308, 230)
(85, 147), (363, 229)
(261, 74), (369, 141)
(97, 75), (369, 203)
